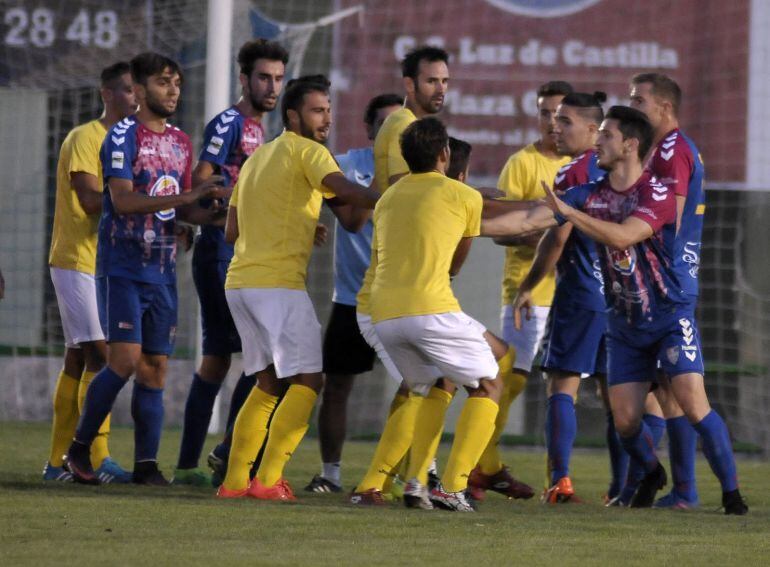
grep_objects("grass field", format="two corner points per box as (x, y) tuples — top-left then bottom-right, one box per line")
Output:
(1, 422), (768, 566)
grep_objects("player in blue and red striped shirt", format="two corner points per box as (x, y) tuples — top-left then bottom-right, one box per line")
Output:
(629, 73), (706, 509)
(65, 52), (226, 486)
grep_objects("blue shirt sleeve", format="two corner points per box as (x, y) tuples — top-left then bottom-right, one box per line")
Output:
(101, 125), (136, 182)
(554, 183), (592, 225)
(198, 112), (242, 166)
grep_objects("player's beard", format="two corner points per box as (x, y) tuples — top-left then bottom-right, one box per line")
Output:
(144, 91), (176, 119)
(299, 116), (328, 145)
(415, 87), (444, 115)
(248, 90), (277, 113)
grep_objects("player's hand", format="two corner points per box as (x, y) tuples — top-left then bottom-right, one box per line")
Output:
(188, 175), (226, 202)
(475, 186), (506, 199)
(314, 223), (329, 246)
(541, 181), (570, 217)
(512, 289), (533, 330)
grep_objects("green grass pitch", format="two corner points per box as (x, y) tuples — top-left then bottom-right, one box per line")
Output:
(1, 422), (768, 566)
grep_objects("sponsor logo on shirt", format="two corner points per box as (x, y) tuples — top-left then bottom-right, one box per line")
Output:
(682, 241), (700, 278)
(149, 175), (180, 221)
(111, 151), (124, 169)
(207, 136), (224, 156)
(610, 247), (636, 276)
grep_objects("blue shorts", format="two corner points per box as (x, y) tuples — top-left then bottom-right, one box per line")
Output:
(97, 275), (177, 355)
(606, 305), (705, 386)
(541, 301), (607, 376)
(192, 257), (241, 356)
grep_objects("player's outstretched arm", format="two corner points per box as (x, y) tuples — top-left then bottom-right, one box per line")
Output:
(325, 199), (372, 233)
(541, 181), (652, 250)
(71, 172), (103, 215)
(322, 172), (380, 209)
(479, 199), (557, 238)
(109, 176), (227, 215)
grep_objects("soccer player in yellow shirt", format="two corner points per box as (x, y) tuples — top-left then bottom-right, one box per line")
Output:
(367, 117), (542, 511)
(351, 45), (451, 503)
(45, 62), (137, 483)
(216, 76), (380, 500)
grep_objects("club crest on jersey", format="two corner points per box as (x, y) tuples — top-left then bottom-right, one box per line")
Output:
(682, 242), (700, 278)
(485, 0), (600, 17)
(149, 175), (180, 221)
(610, 248), (636, 276)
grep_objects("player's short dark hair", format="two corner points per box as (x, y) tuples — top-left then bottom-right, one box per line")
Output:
(537, 80), (574, 99)
(605, 105), (654, 161)
(401, 45), (449, 82)
(100, 61), (130, 89)
(447, 137), (472, 180)
(631, 72), (682, 116)
(130, 52), (183, 86)
(560, 91), (607, 124)
(281, 74), (331, 127)
(237, 39), (289, 77)
(400, 117), (448, 174)
(363, 93), (404, 126)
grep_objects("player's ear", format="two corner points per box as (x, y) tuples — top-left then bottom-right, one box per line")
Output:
(403, 76), (416, 96)
(238, 73), (249, 93)
(100, 87), (113, 105)
(287, 108), (299, 129)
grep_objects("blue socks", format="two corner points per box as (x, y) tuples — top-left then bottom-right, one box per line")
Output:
(693, 410), (738, 492)
(75, 366), (127, 445)
(619, 414), (665, 502)
(177, 373), (222, 469)
(667, 415), (699, 500)
(546, 393), (576, 485)
(132, 382), (164, 463)
(606, 411), (629, 498)
(225, 373), (256, 433)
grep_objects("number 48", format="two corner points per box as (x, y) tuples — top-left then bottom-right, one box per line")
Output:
(65, 9), (119, 49)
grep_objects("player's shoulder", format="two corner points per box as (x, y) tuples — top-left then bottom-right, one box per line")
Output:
(554, 151), (588, 183)
(654, 128), (695, 164)
(207, 106), (243, 131)
(383, 108), (415, 135)
(164, 122), (191, 144)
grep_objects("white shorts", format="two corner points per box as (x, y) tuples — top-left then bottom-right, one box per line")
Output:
(356, 312), (404, 384)
(374, 312), (498, 396)
(50, 267), (105, 348)
(225, 288), (322, 378)
(501, 304), (550, 372)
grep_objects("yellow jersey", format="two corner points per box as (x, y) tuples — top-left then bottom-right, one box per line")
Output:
(358, 106), (417, 314)
(370, 172), (483, 323)
(48, 119), (107, 274)
(225, 130), (340, 290)
(498, 143), (570, 307)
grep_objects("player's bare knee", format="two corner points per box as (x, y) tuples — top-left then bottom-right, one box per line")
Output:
(136, 354), (168, 389)
(81, 340), (106, 371)
(198, 354), (231, 383)
(467, 376), (502, 402)
(322, 374), (355, 403)
(434, 377), (457, 394)
(291, 372), (323, 393)
(63, 347), (86, 378)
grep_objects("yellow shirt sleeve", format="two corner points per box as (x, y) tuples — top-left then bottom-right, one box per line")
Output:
(461, 187), (483, 237)
(386, 125), (409, 180)
(497, 155), (529, 201)
(67, 126), (102, 178)
(301, 142), (341, 199)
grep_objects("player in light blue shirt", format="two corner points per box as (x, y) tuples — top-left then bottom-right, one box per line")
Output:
(305, 93), (403, 493)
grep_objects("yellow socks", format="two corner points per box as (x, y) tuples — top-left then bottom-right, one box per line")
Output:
(406, 387), (453, 484)
(48, 370), (80, 466)
(79, 370), (111, 469)
(477, 362), (527, 475)
(256, 384), (318, 488)
(356, 393), (422, 492)
(222, 387), (279, 491)
(443, 397), (499, 492)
